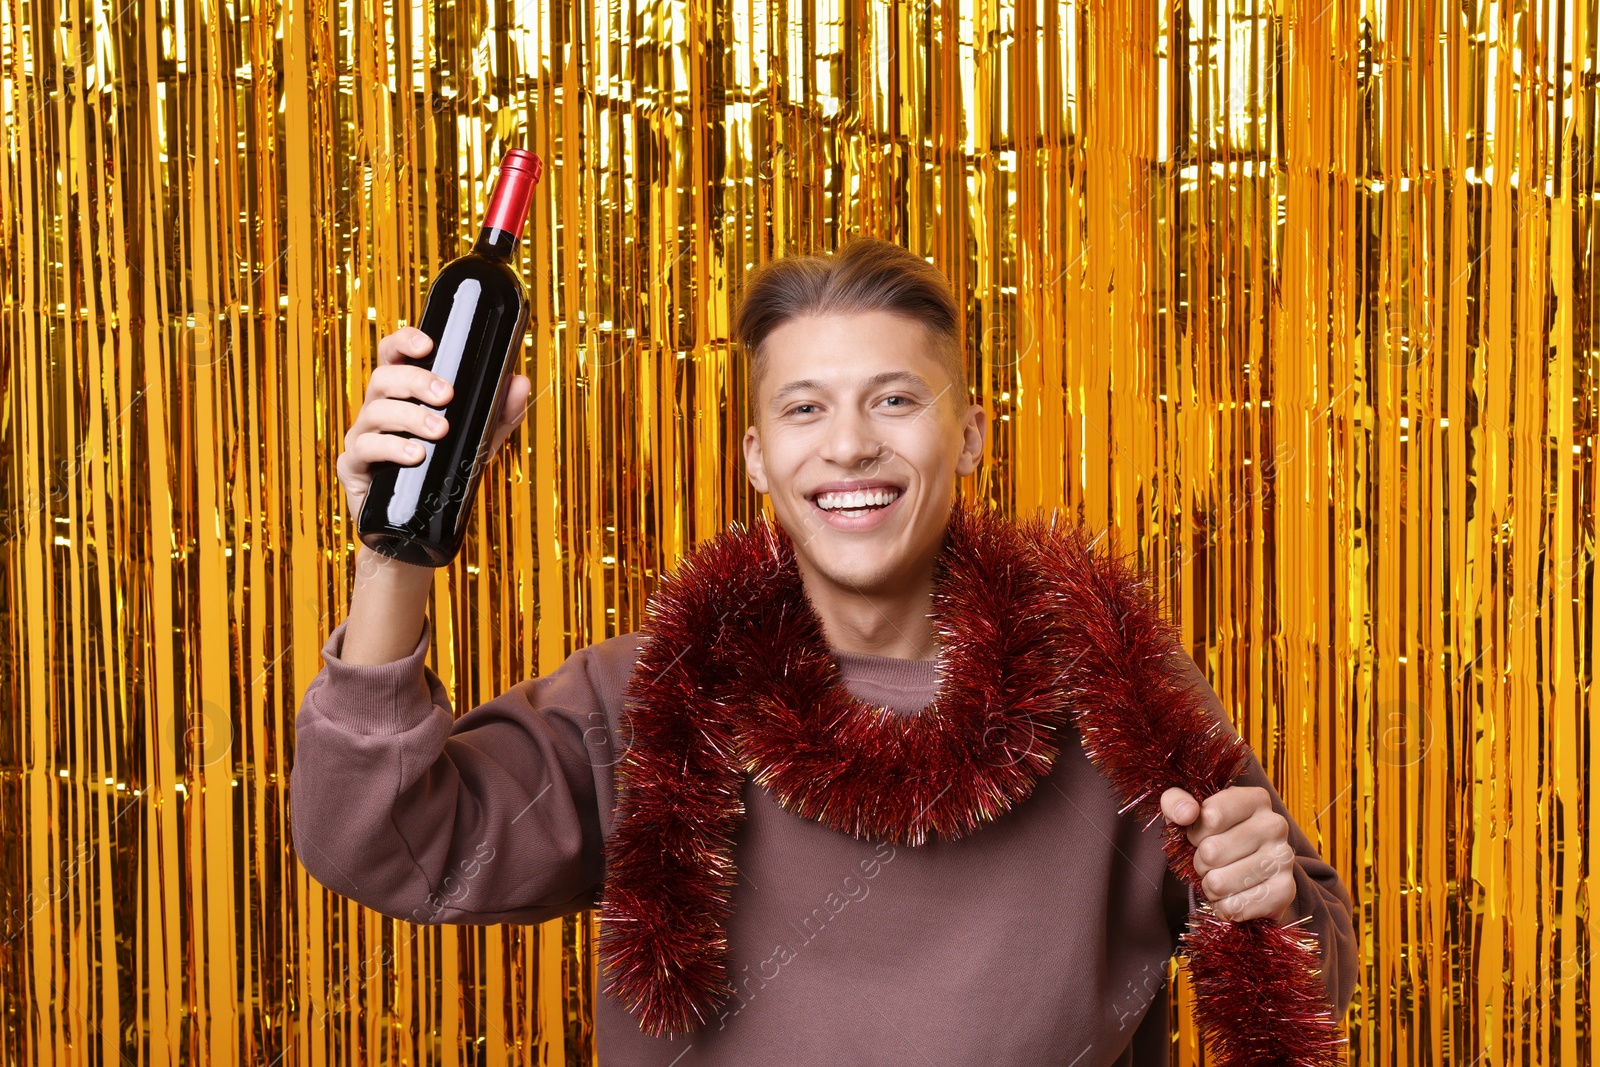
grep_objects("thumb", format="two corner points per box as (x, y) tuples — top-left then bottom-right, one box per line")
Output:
(489, 375), (532, 451)
(1160, 787), (1201, 826)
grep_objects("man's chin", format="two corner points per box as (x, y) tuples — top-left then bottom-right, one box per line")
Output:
(806, 566), (896, 601)
(797, 554), (902, 597)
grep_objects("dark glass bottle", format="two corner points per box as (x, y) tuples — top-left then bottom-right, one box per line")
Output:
(358, 149), (542, 567)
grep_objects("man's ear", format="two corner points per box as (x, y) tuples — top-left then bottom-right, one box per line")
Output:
(743, 424), (770, 494)
(955, 403), (987, 477)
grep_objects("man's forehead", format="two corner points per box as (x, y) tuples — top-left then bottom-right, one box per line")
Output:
(767, 369), (938, 403)
(766, 310), (936, 348)
(749, 312), (958, 417)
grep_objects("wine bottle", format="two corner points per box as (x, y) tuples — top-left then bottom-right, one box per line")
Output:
(357, 149), (542, 567)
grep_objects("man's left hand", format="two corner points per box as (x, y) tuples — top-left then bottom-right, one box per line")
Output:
(1160, 786), (1298, 924)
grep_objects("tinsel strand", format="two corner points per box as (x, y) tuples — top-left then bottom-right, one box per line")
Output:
(600, 501), (1346, 1064)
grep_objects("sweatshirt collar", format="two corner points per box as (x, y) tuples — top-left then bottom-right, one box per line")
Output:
(827, 645), (942, 695)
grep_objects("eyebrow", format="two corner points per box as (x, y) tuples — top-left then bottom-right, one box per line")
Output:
(767, 371), (936, 411)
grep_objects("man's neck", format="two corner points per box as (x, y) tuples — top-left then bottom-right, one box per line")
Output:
(801, 572), (940, 661)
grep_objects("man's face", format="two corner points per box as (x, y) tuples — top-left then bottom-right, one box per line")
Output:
(742, 310), (987, 598)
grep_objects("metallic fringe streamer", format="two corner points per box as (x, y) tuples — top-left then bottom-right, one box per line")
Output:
(0, 0), (1594, 1064)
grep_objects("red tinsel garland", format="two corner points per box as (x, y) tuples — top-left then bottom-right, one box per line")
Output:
(599, 499), (1345, 1066)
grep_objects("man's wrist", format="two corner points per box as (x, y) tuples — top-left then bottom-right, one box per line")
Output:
(343, 545), (437, 664)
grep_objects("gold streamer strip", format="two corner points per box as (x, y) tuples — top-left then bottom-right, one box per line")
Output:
(0, 0), (1594, 1064)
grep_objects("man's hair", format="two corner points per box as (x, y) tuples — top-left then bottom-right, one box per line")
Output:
(733, 237), (968, 410)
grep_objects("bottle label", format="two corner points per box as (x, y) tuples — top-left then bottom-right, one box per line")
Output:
(387, 279), (482, 526)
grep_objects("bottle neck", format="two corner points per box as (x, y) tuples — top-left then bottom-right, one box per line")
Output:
(471, 151), (540, 260)
(480, 153), (539, 249)
(472, 227), (519, 260)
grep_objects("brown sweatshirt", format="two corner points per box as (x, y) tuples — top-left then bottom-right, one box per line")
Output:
(291, 616), (1356, 1066)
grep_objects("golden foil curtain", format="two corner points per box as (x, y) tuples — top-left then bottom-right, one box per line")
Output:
(0, 0), (1594, 1063)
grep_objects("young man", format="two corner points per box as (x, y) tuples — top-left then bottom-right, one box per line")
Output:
(293, 238), (1356, 1065)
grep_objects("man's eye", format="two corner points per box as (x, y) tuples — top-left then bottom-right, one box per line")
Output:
(882, 395), (912, 407)
(788, 403), (818, 416)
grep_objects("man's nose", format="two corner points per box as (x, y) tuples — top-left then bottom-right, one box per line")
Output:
(819, 409), (888, 470)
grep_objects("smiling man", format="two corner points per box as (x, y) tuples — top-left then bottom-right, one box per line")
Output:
(292, 237), (1356, 1066)
(742, 303), (986, 660)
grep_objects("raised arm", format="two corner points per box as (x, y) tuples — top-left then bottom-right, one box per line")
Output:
(291, 325), (625, 924)
(291, 611), (630, 925)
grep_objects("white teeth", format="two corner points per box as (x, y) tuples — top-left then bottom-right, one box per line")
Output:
(814, 488), (901, 511)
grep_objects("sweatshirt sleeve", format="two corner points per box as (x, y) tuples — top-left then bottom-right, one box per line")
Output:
(1169, 651), (1360, 1022)
(289, 615), (634, 926)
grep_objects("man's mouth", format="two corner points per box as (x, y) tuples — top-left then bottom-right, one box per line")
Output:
(809, 485), (905, 519)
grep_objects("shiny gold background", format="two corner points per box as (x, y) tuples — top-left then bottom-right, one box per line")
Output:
(1, 0), (1594, 1063)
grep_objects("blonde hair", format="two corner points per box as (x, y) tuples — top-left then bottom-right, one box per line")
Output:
(733, 237), (967, 407)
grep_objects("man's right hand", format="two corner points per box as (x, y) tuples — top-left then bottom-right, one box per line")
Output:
(336, 326), (533, 528)
(335, 326), (534, 665)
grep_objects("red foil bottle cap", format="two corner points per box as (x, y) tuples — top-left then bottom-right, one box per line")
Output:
(482, 149), (543, 239)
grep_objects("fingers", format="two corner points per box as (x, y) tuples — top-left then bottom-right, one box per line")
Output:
(345, 425), (428, 468)
(354, 333), (526, 472)
(501, 374), (532, 428)
(486, 375), (533, 454)
(345, 397), (452, 466)
(370, 329), (451, 413)
(1199, 838), (1295, 898)
(1185, 785), (1270, 842)
(338, 328), (447, 517)
(1175, 785), (1297, 923)
(364, 362), (454, 410)
(1192, 806), (1289, 873)
(377, 327), (433, 365)
(1201, 850), (1298, 922)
